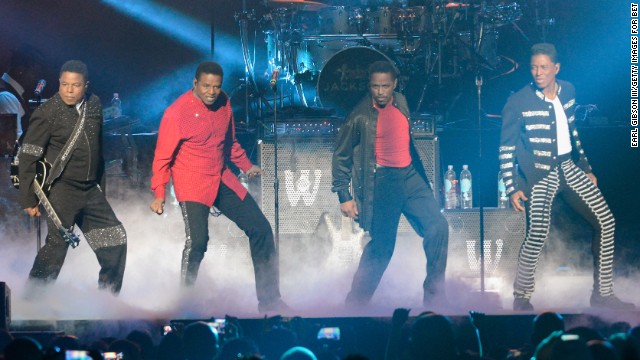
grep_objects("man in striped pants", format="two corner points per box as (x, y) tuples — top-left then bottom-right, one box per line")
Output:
(499, 43), (635, 311)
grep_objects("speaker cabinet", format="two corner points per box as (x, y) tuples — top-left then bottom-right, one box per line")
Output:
(0, 282), (10, 330)
(259, 136), (441, 235)
(259, 138), (342, 234)
(443, 208), (525, 282)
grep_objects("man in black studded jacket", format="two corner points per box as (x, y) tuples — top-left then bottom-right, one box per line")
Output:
(19, 60), (127, 294)
(332, 61), (449, 308)
(499, 43), (634, 311)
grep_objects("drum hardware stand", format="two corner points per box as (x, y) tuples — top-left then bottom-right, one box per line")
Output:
(533, 0), (554, 42)
(414, 9), (462, 113)
(236, 3), (274, 125)
(36, 216), (42, 250)
(353, 11), (373, 48)
(270, 77), (281, 250)
(288, 32), (309, 107)
(509, 20), (531, 45)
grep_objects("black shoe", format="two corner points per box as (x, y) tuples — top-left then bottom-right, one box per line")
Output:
(513, 298), (534, 311)
(258, 299), (293, 314)
(345, 292), (370, 310)
(590, 294), (636, 310)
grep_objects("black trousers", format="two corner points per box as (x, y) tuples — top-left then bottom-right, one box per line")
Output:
(179, 183), (281, 305)
(346, 164), (449, 305)
(28, 180), (127, 293)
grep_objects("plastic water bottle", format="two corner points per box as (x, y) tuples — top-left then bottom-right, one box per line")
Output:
(238, 172), (249, 190)
(498, 172), (509, 208)
(460, 164), (472, 209)
(111, 93), (122, 118)
(444, 165), (458, 209)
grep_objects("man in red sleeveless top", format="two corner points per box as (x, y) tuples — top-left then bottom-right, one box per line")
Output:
(332, 61), (449, 309)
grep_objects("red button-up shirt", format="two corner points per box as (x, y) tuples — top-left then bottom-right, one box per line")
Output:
(151, 90), (253, 206)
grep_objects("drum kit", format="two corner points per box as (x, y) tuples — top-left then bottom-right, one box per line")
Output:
(237, 0), (523, 117)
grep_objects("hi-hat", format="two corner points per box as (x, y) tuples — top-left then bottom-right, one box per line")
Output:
(266, 0), (327, 11)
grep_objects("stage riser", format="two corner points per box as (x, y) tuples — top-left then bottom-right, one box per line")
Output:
(443, 209), (525, 283)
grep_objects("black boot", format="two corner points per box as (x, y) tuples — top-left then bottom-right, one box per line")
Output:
(513, 297), (534, 311)
(590, 293), (635, 310)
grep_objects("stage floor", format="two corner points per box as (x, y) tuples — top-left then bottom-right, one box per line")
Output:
(2, 159), (639, 359)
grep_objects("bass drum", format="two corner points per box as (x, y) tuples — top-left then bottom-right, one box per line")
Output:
(317, 46), (396, 117)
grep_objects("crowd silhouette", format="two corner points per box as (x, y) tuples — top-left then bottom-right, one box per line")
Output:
(1, 308), (639, 360)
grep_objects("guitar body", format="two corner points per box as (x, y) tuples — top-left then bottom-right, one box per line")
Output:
(317, 212), (366, 268)
(35, 160), (52, 195)
(9, 141), (20, 189)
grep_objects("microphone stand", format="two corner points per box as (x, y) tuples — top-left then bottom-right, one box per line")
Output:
(271, 80), (280, 250)
(34, 90), (44, 250)
(36, 214), (41, 250)
(476, 73), (485, 295)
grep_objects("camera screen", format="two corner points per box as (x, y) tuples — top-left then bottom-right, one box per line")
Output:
(317, 327), (341, 341)
(207, 319), (226, 334)
(162, 325), (173, 336)
(65, 350), (91, 360)
(103, 352), (124, 360)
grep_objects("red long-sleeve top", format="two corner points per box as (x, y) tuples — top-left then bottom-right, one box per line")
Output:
(151, 90), (253, 206)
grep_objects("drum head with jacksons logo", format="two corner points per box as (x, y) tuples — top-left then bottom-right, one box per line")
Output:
(317, 46), (398, 117)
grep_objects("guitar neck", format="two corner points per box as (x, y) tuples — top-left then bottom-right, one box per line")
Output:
(33, 180), (80, 248)
(341, 216), (352, 241)
(33, 184), (65, 230)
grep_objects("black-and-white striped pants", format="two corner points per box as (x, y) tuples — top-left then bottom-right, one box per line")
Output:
(514, 158), (616, 299)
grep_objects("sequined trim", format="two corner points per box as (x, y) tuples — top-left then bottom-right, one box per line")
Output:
(180, 202), (193, 285)
(533, 150), (552, 157)
(499, 153), (513, 160)
(499, 145), (516, 151)
(522, 111), (549, 117)
(526, 124), (551, 130)
(503, 171), (513, 177)
(85, 224), (127, 250)
(22, 143), (44, 157)
(500, 163), (514, 170)
(530, 137), (552, 144)
(534, 163), (551, 170)
(563, 99), (575, 110)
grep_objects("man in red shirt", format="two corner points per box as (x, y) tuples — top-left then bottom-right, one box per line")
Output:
(332, 61), (449, 308)
(150, 61), (287, 313)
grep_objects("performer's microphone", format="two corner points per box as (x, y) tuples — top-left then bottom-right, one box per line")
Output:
(34, 79), (46, 96)
(270, 68), (280, 88)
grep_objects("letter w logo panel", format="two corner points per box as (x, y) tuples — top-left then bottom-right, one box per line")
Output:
(443, 209), (525, 288)
(259, 138), (342, 234)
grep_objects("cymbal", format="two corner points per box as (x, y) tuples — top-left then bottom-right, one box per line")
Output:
(444, 2), (473, 8)
(266, 0), (327, 11)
